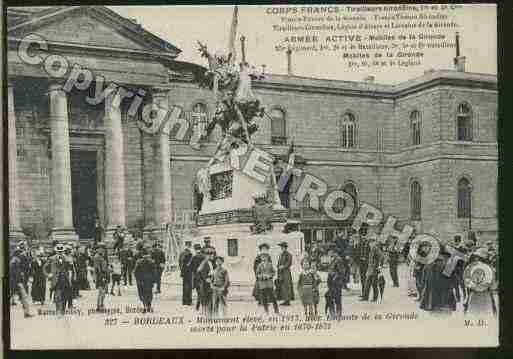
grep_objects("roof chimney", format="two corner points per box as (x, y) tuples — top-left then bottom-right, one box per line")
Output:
(453, 32), (466, 72)
(364, 75), (375, 83)
(286, 47), (293, 75)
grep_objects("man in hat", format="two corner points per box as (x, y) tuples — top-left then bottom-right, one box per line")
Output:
(151, 243), (166, 294)
(112, 225), (125, 254)
(354, 223), (371, 297)
(120, 244), (135, 287)
(134, 248), (157, 313)
(276, 241), (294, 305)
(10, 247), (34, 317)
(197, 247), (216, 316)
(16, 242), (31, 294)
(201, 237), (216, 257)
(360, 238), (385, 302)
(334, 228), (351, 290)
(253, 243), (271, 305)
(178, 241), (194, 305)
(190, 244), (205, 310)
(64, 245), (78, 307)
(93, 243), (109, 312)
(326, 247), (345, 319)
(94, 217), (103, 247)
(49, 244), (73, 315)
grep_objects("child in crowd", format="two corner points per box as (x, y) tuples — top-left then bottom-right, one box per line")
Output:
(256, 254), (279, 315)
(110, 258), (122, 296)
(212, 256), (230, 317)
(311, 262), (321, 316)
(297, 261), (321, 320)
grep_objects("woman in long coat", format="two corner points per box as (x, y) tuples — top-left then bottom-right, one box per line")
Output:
(31, 252), (47, 304)
(419, 253), (457, 315)
(276, 242), (294, 305)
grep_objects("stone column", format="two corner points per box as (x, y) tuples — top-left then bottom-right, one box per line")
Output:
(152, 89), (172, 240)
(7, 82), (26, 242)
(48, 82), (78, 241)
(104, 89), (127, 241)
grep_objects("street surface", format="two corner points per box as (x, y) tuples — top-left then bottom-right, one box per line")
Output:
(10, 264), (498, 349)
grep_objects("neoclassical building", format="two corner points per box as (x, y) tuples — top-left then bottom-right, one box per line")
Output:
(7, 6), (498, 251)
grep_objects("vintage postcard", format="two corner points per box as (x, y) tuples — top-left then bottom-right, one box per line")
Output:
(5, 4), (498, 349)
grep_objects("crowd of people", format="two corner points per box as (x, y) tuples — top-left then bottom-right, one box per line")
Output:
(11, 222), (498, 321)
(176, 223), (498, 320)
(9, 225), (167, 318)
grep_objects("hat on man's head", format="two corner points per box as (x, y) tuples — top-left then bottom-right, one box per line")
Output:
(203, 236), (211, 242)
(278, 241), (288, 248)
(258, 243), (270, 250)
(55, 244), (65, 253)
(96, 242), (106, 250)
(486, 240), (493, 246)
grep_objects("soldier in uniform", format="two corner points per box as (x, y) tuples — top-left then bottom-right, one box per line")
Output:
(178, 241), (193, 305)
(190, 244), (205, 311)
(134, 248), (157, 313)
(253, 243), (271, 305)
(276, 242), (294, 306)
(355, 224), (371, 298)
(151, 243), (166, 294)
(93, 243), (109, 312)
(360, 238), (385, 302)
(120, 245), (135, 286)
(326, 248), (345, 319)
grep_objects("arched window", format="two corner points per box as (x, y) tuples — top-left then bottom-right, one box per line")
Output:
(270, 108), (287, 145)
(456, 103), (473, 141)
(410, 180), (422, 220)
(340, 112), (356, 149)
(191, 102), (209, 141)
(457, 177), (472, 218)
(410, 110), (421, 146)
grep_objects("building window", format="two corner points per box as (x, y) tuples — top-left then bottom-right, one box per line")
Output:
(16, 126), (25, 138)
(340, 112), (356, 149)
(16, 144), (25, 161)
(410, 110), (421, 145)
(270, 108), (287, 145)
(191, 102), (209, 141)
(227, 238), (238, 257)
(456, 103), (473, 141)
(410, 180), (422, 220)
(457, 177), (472, 218)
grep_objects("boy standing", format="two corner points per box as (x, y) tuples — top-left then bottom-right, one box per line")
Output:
(110, 258), (122, 296)
(212, 256), (230, 317)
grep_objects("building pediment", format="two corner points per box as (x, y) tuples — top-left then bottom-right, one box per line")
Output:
(8, 6), (180, 57)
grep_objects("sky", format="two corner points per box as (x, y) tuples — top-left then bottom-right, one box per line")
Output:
(110, 4), (497, 85)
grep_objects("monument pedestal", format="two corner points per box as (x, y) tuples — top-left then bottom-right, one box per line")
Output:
(193, 152), (304, 284)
